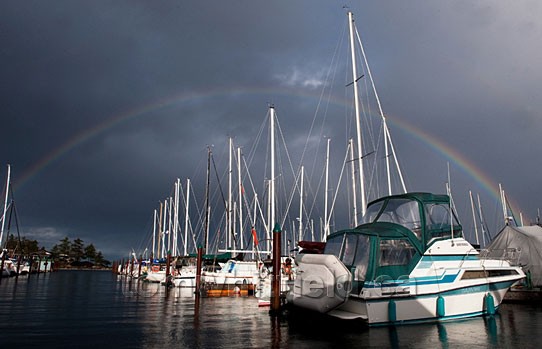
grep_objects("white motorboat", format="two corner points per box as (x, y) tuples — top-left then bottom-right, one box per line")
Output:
(288, 192), (525, 325)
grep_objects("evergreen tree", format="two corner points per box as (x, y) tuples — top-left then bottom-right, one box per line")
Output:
(20, 237), (39, 255)
(84, 243), (97, 262)
(94, 251), (106, 266)
(5, 234), (39, 255)
(71, 238), (85, 262)
(58, 237), (71, 256)
(5, 234), (17, 250)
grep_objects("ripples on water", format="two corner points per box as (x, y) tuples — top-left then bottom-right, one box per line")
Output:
(0, 271), (541, 348)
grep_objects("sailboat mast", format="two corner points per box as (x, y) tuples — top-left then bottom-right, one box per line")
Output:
(348, 139), (358, 227)
(167, 196), (172, 256)
(204, 146), (211, 252)
(348, 11), (367, 216)
(184, 178), (190, 256)
(469, 190), (480, 245)
(352, 12), (407, 196)
(228, 137), (233, 250)
(152, 209), (157, 259)
(499, 183), (509, 225)
(173, 179), (180, 256)
(269, 105), (276, 253)
(237, 146), (243, 250)
(0, 164), (10, 247)
(298, 165), (304, 242)
(253, 193), (258, 259)
(164, 198), (170, 256)
(324, 138), (330, 240)
(158, 201), (163, 258)
(477, 194), (487, 246)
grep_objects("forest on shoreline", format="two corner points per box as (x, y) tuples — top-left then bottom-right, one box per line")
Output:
(4, 235), (110, 268)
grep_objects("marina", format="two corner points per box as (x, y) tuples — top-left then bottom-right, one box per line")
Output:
(1, 270), (541, 348)
(2, 2), (542, 348)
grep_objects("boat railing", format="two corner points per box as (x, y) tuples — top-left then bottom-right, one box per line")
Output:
(479, 248), (522, 266)
(458, 247), (480, 268)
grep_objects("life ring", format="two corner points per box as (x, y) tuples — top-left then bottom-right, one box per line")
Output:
(151, 265), (160, 272)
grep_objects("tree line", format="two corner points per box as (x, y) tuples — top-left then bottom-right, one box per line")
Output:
(50, 237), (109, 266)
(3, 234), (110, 268)
(4, 234), (41, 256)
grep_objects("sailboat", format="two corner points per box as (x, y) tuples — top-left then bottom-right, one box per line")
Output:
(286, 11), (524, 325)
(0, 164), (16, 278)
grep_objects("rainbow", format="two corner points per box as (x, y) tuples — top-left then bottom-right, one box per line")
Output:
(386, 114), (522, 220)
(11, 86), (522, 221)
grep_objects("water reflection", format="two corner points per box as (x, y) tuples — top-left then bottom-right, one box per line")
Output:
(1, 272), (541, 348)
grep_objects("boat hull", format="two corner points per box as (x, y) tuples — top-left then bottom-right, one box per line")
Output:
(332, 279), (517, 325)
(289, 238), (525, 325)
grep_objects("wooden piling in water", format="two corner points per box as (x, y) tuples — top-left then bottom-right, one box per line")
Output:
(0, 252), (6, 284)
(129, 256), (134, 277)
(271, 223), (281, 312)
(138, 254), (142, 278)
(28, 256), (33, 274)
(166, 251), (171, 278)
(195, 246), (203, 295)
(15, 254), (22, 279)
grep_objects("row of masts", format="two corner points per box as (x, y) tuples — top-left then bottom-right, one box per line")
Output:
(145, 11), (407, 258)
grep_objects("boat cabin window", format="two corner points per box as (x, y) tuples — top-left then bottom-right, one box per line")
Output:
(379, 239), (416, 266)
(425, 203), (461, 238)
(325, 234), (371, 281)
(374, 198), (422, 238)
(341, 234), (358, 265)
(352, 235), (370, 281)
(324, 235), (344, 258)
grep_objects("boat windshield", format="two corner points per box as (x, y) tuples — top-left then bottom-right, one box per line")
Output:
(425, 202), (461, 238)
(360, 200), (384, 224)
(364, 198), (422, 238)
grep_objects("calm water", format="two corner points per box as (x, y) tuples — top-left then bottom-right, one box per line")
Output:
(0, 270), (541, 348)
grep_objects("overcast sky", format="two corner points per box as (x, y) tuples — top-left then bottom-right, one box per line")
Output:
(1, 1), (541, 259)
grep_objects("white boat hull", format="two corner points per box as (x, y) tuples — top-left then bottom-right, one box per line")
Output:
(290, 239), (525, 325)
(331, 280), (516, 324)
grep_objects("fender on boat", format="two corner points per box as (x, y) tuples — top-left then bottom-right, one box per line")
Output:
(291, 254), (351, 314)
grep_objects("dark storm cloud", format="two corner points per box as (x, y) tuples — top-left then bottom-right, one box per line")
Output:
(1, 1), (541, 258)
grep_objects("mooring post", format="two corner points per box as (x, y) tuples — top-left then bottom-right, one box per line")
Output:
(138, 254), (142, 278)
(0, 251), (6, 284)
(195, 245), (203, 295)
(129, 256), (134, 277)
(36, 256), (41, 276)
(164, 250), (172, 289)
(271, 223), (282, 313)
(166, 250), (171, 278)
(15, 254), (22, 279)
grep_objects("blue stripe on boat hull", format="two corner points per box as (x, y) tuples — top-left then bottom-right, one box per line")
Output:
(363, 279), (516, 303)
